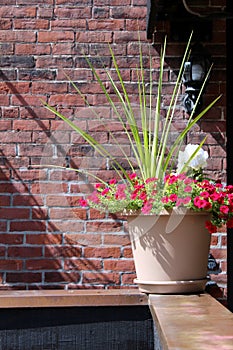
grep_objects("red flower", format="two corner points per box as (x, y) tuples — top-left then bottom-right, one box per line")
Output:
(205, 221), (217, 234)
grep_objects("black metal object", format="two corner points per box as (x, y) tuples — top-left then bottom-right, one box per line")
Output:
(183, 42), (212, 114)
(227, 0), (233, 313)
(207, 253), (221, 275)
(0, 306), (155, 350)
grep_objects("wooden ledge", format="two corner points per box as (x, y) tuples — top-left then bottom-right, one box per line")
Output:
(149, 293), (233, 350)
(0, 289), (148, 309)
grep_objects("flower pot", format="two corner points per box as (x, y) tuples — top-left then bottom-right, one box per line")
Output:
(127, 208), (211, 294)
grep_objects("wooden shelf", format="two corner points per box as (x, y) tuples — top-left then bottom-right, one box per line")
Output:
(0, 289), (148, 308)
(149, 293), (233, 350)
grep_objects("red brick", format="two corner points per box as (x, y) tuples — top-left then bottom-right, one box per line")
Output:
(0, 208), (30, 219)
(26, 234), (62, 245)
(48, 94), (85, 107)
(45, 272), (80, 283)
(84, 247), (121, 258)
(31, 183), (68, 194)
(13, 194), (44, 207)
(8, 246), (42, 258)
(38, 31), (74, 43)
(0, 195), (11, 206)
(64, 258), (102, 271)
(0, 234), (24, 245)
(86, 221), (122, 233)
(64, 233), (102, 246)
(121, 273), (137, 284)
(6, 272), (42, 283)
(0, 30), (36, 42)
(0, 259), (23, 271)
(50, 208), (87, 220)
(0, 145), (16, 156)
(104, 259), (135, 271)
(83, 272), (120, 284)
(10, 221), (47, 232)
(51, 19), (86, 30)
(44, 245), (82, 258)
(26, 259), (62, 270)
(13, 120), (50, 131)
(54, 7), (91, 19)
(0, 6), (36, 18)
(15, 43), (51, 55)
(88, 19), (125, 31)
(104, 234), (131, 246)
(14, 19), (49, 29)
(76, 32), (112, 43)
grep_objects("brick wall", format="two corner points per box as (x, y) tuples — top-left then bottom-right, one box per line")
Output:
(0, 0), (227, 293)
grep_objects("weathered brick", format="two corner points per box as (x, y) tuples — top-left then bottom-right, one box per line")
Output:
(92, 7), (109, 19)
(0, 6), (36, 18)
(54, 7), (91, 19)
(51, 19), (86, 30)
(16, 44), (51, 55)
(76, 32), (113, 43)
(38, 31), (74, 43)
(18, 69), (56, 81)
(0, 31), (36, 42)
(14, 19), (49, 30)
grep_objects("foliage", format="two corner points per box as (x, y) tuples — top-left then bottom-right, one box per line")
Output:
(80, 145), (233, 233)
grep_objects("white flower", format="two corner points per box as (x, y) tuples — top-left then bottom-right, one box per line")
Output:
(177, 144), (208, 173)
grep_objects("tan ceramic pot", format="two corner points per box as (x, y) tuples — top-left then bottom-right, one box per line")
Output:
(127, 208), (211, 294)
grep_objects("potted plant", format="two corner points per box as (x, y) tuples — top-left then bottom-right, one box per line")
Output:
(43, 35), (232, 293)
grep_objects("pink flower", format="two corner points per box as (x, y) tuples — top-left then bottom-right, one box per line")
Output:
(101, 188), (110, 196)
(139, 192), (147, 201)
(95, 183), (102, 189)
(182, 196), (191, 204)
(129, 173), (137, 180)
(161, 196), (169, 204)
(109, 179), (117, 185)
(88, 191), (100, 204)
(210, 192), (221, 201)
(220, 205), (229, 214)
(79, 198), (88, 207)
(141, 201), (153, 214)
(184, 185), (192, 192)
(184, 177), (193, 185)
(194, 197), (209, 209)
(169, 194), (178, 202)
